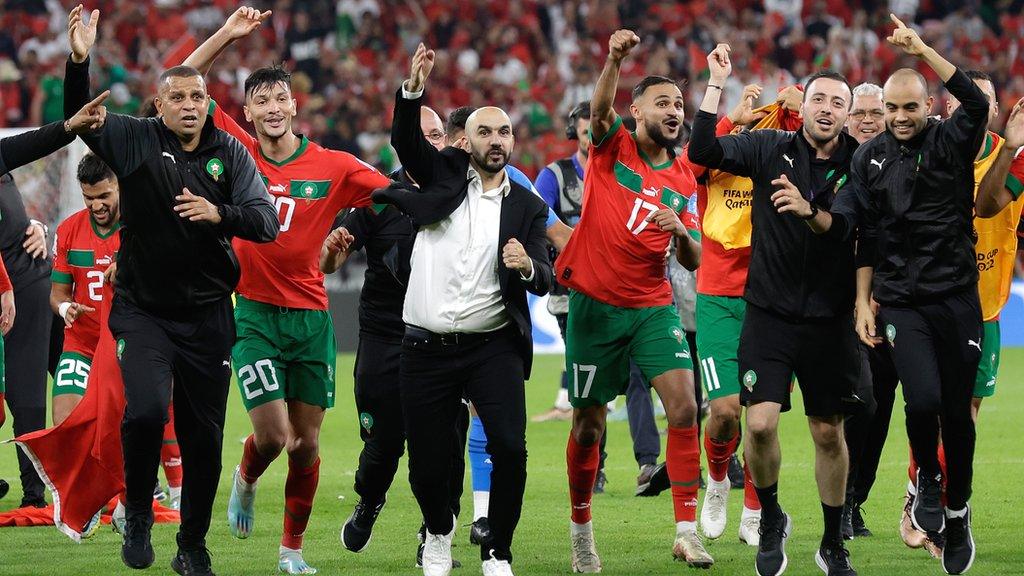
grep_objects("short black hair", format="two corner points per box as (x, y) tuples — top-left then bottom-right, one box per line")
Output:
(965, 69), (995, 92)
(631, 75), (679, 101)
(158, 65), (203, 88)
(569, 101), (591, 125)
(802, 70), (852, 105)
(77, 153), (115, 185)
(244, 65), (292, 100)
(446, 106), (476, 134)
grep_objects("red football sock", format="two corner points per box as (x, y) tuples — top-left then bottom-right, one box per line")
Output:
(937, 443), (947, 478)
(908, 451), (916, 485)
(704, 432), (739, 483)
(667, 426), (701, 522)
(742, 459), (761, 510)
(282, 458), (320, 550)
(567, 434), (600, 524)
(0, 392), (6, 428)
(161, 419), (182, 488)
(240, 434), (276, 484)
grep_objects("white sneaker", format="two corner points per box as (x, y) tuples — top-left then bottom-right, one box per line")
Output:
(421, 526), (455, 576)
(481, 551), (515, 576)
(278, 546), (317, 574)
(738, 507), (761, 546)
(227, 465), (257, 539)
(111, 500), (126, 535)
(672, 529), (714, 568)
(700, 477), (730, 539)
(570, 521), (602, 573)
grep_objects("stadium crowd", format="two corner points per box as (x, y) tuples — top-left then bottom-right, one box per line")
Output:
(3, 0), (1024, 179)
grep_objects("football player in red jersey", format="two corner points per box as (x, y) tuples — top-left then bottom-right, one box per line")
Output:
(182, 8), (391, 574)
(556, 29), (710, 570)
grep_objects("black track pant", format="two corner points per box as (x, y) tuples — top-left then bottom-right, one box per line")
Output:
(351, 333), (468, 517)
(401, 326), (526, 563)
(109, 295), (234, 550)
(878, 290), (981, 510)
(844, 343), (899, 505)
(4, 276), (51, 503)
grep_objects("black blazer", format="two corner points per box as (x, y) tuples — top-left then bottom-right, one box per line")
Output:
(381, 88), (553, 379)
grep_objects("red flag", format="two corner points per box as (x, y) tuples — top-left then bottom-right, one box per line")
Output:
(11, 285), (128, 541)
(162, 33), (198, 70)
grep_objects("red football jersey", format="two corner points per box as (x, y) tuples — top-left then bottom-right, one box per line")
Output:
(51, 209), (120, 356)
(556, 116), (699, 308)
(210, 102), (391, 310)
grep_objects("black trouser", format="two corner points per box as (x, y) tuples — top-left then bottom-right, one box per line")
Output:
(401, 325), (526, 563)
(4, 276), (51, 503)
(844, 343), (899, 505)
(109, 295), (234, 550)
(878, 290), (981, 510)
(352, 333), (467, 517)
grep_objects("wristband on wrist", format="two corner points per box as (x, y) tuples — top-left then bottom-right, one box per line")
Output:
(801, 205), (820, 220)
(707, 84), (723, 90)
(58, 301), (73, 320)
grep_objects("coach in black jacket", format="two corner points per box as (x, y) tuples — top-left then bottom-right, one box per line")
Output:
(373, 43), (551, 576)
(688, 44), (860, 575)
(809, 19), (989, 574)
(64, 28), (276, 573)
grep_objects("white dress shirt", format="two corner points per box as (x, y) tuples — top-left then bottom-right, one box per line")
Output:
(404, 165), (512, 333)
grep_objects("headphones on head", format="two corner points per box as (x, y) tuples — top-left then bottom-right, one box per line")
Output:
(565, 101), (590, 140)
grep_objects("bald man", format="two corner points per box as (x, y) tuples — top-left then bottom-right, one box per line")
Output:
(374, 43), (553, 576)
(811, 16), (990, 575)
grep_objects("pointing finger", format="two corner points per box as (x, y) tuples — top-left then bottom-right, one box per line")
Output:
(889, 13), (906, 29)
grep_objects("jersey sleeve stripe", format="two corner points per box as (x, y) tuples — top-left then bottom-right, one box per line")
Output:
(51, 270), (73, 284)
(592, 116), (623, 148)
(1006, 172), (1024, 200)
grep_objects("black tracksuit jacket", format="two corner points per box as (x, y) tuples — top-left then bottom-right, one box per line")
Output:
(830, 68), (989, 306)
(64, 56), (277, 315)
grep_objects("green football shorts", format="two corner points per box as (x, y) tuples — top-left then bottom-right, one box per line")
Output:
(695, 294), (746, 401)
(974, 320), (1000, 398)
(52, 351), (92, 398)
(565, 290), (693, 408)
(232, 295), (337, 411)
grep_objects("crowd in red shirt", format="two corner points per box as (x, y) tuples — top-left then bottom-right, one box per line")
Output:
(1, 1), (1022, 178)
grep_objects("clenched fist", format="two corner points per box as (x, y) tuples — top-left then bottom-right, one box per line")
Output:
(502, 238), (533, 276)
(608, 30), (640, 63)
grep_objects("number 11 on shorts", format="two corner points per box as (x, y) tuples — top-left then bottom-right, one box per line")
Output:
(573, 363), (597, 399)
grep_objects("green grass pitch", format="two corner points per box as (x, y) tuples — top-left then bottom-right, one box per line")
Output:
(2, 351), (1022, 575)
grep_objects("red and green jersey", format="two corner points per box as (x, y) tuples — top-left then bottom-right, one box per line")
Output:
(556, 116), (699, 308)
(51, 209), (120, 357)
(210, 101), (391, 310)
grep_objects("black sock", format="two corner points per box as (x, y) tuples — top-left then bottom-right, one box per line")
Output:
(754, 483), (781, 521)
(822, 502), (844, 546)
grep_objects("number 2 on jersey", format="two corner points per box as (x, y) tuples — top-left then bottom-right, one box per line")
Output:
(626, 198), (660, 235)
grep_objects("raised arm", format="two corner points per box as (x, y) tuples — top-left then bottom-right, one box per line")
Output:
(589, 30), (639, 146)
(976, 98), (1024, 218)
(688, 44), (741, 171)
(887, 13), (987, 154)
(182, 7), (271, 75)
(390, 43), (442, 186)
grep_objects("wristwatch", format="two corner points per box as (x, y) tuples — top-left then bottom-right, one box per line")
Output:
(800, 205), (819, 220)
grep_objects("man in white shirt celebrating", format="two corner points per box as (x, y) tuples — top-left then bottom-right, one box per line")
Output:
(373, 43), (553, 576)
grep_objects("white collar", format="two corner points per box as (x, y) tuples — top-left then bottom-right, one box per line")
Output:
(467, 164), (511, 197)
